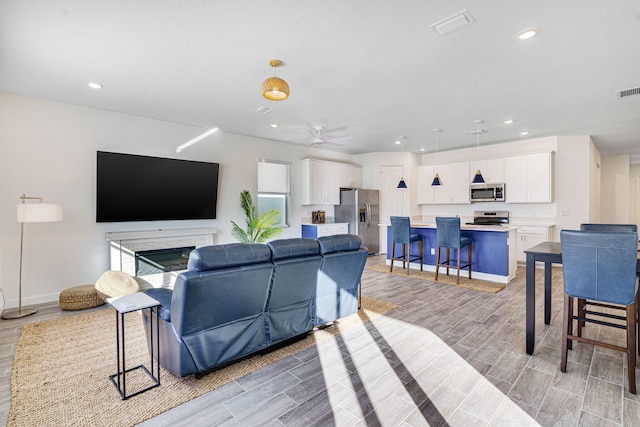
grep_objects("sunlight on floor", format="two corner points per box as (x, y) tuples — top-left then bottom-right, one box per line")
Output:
(316, 312), (538, 426)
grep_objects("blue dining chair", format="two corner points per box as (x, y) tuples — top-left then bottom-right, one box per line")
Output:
(577, 224), (640, 339)
(434, 217), (472, 284)
(389, 216), (423, 275)
(560, 230), (639, 394)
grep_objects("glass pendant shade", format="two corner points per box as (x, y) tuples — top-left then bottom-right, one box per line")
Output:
(397, 178), (408, 189)
(431, 173), (442, 186)
(472, 170), (485, 183)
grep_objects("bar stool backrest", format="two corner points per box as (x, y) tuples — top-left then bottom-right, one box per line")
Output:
(436, 217), (462, 249)
(561, 230), (638, 305)
(390, 216), (411, 244)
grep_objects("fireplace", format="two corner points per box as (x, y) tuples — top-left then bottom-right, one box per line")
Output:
(105, 227), (217, 280)
(135, 246), (195, 276)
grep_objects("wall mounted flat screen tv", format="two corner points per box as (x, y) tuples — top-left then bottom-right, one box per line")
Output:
(96, 151), (219, 222)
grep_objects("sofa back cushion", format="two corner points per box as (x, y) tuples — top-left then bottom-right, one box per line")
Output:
(187, 243), (271, 272)
(266, 238), (321, 344)
(315, 235), (368, 325)
(172, 243), (274, 371)
(317, 234), (364, 254)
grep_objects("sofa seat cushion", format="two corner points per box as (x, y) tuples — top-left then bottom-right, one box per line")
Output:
(187, 243), (272, 272)
(317, 234), (363, 254)
(268, 238), (319, 260)
(143, 288), (173, 322)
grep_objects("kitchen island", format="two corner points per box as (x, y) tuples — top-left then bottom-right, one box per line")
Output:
(385, 223), (517, 283)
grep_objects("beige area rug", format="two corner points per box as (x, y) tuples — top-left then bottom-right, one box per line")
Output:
(8, 297), (396, 427)
(366, 263), (506, 294)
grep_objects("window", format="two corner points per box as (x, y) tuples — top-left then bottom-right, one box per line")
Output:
(258, 160), (290, 227)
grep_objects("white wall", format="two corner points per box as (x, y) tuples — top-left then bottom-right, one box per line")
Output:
(629, 165), (640, 229)
(0, 93), (355, 307)
(589, 142), (602, 223)
(553, 136), (592, 240)
(600, 155), (630, 223)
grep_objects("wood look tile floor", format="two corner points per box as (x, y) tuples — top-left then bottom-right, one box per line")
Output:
(2, 256), (640, 426)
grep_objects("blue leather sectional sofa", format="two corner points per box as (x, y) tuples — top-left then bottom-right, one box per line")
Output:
(142, 234), (367, 378)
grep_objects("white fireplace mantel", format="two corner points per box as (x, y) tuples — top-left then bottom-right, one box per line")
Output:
(106, 227), (217, 276)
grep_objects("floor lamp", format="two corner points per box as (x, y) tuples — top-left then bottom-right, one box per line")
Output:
(1, 195), (63, 320)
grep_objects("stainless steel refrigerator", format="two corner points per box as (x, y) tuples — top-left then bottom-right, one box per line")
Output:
(335, 188), (379, 254)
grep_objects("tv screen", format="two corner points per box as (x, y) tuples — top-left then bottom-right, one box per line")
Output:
(96, 151), (219, 222)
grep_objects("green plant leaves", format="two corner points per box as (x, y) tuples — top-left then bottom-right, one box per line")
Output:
(231, 190), (283, 243)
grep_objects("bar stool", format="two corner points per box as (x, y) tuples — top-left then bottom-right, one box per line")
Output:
(389, 216), (423, 275)
(435, 217), (471, 284)
(560, 230), (639, 394)
(576, 224), (640, 347)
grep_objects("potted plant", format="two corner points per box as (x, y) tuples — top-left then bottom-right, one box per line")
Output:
(231, 190), (283, 243)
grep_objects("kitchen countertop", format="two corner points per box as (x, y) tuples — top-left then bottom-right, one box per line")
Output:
(380, 223), (517, 232)
(301, 222), (348, 226)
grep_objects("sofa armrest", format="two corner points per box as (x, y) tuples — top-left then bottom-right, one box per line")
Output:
(143, 288), (173, 322)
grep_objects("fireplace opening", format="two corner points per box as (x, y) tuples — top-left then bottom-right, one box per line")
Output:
(135, 246), (195, 276)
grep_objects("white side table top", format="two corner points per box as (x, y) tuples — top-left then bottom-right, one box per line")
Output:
(107, 292), (159, 313)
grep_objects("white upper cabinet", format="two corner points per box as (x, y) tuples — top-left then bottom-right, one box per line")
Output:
(432, 162), (470, 204)
(505, 152), (553, 203)
(301, 159), (361, 205)
(338, 163), (362, 188)
(416, 165), (435, 204)
(469, 158), (504, 183)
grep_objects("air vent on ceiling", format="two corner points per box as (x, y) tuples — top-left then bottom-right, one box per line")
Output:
(253, 106), (273, 115)
(617, 87), (640, 99)
(430, 9), (475, 36)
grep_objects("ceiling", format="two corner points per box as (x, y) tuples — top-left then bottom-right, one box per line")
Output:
(2, 1), (640, 163)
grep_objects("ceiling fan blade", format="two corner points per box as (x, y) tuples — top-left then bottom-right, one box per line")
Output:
(322, 140), (344, 147)
(324, 135), (351, 142)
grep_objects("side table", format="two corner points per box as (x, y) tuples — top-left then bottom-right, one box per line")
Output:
(107, 292), (160, 399)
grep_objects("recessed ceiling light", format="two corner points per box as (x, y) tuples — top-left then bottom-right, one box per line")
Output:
(517, 28), (538, 40)
(504, 119), (514, 124)
(88, 82), (103, 89)
(395, 140), (402, 145)
(419, 148), (425, 152)
(270, 123), (279, 128)
(520, 131), (530, 136)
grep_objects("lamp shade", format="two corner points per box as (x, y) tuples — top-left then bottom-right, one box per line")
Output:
(472, 170), (485, 183)
(397, 178), (408, 189)
(262, 77), (290, 101)
(431, 173), (442, 186)
(17, 203), (63, 223)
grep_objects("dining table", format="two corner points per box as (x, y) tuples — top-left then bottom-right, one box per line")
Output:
(524, 242), (562, 355)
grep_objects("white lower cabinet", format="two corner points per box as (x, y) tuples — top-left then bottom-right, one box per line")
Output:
(301, 223), (349, 238)
(516, 226), (549, 263)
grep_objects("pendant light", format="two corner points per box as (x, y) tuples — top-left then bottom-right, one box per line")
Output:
(396, 138), (408, 189)
(471, 120), (485, 183)
(262, 59), (290, 101)
(431, 129), (442, 186)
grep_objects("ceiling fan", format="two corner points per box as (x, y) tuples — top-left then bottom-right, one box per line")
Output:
(306, 127), (351, 147)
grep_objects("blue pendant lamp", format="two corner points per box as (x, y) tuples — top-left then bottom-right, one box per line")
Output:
(396, 138), (408, 188)
(431, 129), (442, 186)
(471, 120), (485, 183)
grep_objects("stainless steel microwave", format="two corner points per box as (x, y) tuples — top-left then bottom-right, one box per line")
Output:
(470, 183), (505, 202)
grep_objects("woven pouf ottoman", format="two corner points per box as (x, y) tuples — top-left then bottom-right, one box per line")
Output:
(59, 284), (105, 311)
